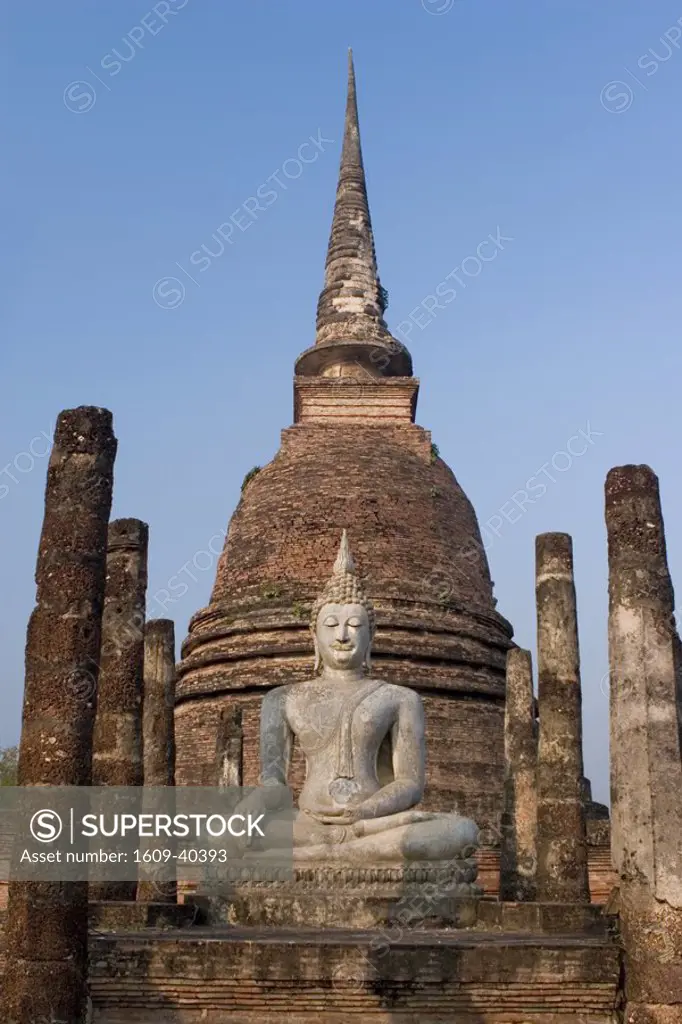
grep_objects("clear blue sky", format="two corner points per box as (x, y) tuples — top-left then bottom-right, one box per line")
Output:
(3, 1), (682, 803)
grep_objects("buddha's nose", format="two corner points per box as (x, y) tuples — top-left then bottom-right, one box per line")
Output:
(337, 622), (349, 642)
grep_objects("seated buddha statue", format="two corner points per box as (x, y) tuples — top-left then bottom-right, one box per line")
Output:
(258, 531), (480, 864)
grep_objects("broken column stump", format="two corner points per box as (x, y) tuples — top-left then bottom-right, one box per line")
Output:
(499, 647), (537, 901)
(606, 465), (682, 1022)
(137, 618), (177, 904)
(535, 532), (590, 903)
(1, 407), (116, 1024)
(91, 517), (149, 902)
(141, 618), (176, 789)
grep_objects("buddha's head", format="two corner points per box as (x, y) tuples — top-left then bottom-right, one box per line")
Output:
(311, 531), (375, 675)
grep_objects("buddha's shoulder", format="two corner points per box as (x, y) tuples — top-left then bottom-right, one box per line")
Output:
(261, 682), (296, 709)
(371, 680), (423, 707)
(268, 678), (322, 708)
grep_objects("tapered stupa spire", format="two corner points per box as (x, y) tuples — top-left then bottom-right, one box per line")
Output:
(295, 50), (412, 378)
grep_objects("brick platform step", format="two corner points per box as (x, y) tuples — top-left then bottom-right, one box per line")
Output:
(588, 846), (618, 904)
(89, 926), (622, 1023)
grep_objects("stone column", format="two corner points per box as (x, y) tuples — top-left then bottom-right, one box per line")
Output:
(137, 619), (176, 903)
(216, 706), (243, 788)
(141, 618), (176, 787)
(2, 407), (116, 1024)
(535, 532), (590, 903)
(606, 465), (682, 1022)
(499, 647), (537, 901)
(91, 517), (148, 902)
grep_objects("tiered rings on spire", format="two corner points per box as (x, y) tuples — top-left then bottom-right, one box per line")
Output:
(295, 51), (412, 379)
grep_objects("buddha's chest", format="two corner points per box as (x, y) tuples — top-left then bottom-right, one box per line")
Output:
(288, 685), (394, 761)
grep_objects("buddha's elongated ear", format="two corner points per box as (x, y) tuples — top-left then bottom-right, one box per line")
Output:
(313, 635), (321, 674)
(364, 640), (372, 674)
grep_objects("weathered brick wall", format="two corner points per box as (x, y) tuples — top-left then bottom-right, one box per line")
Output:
(205, 420), (500, 610)
(89, 930), (622, 1023)
(473, 846), (615, 903)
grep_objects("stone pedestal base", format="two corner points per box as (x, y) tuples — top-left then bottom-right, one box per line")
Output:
(192, 859), (481, 930)
(89, 901), (199, 933)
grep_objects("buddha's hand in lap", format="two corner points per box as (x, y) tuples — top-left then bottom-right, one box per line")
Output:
(311, 806), (437, 831)
(305, 805), (364, 826)
(351, 809), (437, 836)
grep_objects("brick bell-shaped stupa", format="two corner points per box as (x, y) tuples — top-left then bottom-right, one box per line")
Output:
(177, 52), (514, 836)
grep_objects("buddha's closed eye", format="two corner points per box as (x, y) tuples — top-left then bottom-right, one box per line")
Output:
(323, 616), (339, 627)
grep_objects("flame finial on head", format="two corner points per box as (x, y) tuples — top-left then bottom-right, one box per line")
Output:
(333, 529), (356, 575)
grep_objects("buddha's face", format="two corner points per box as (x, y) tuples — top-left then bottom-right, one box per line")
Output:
(316, 602), (371, 672)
